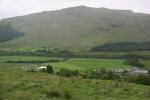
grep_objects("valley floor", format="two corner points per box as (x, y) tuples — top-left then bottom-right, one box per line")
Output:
(0, 56), (150, 100)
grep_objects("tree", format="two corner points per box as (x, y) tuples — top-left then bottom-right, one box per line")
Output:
(46, 65), (54, 74)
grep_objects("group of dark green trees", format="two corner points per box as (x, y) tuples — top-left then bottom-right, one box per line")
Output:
(124, 58), (145, 68)
(0, 24), (24, 43)
(91, 42), (150, 52)
(0, 49), (73, 57)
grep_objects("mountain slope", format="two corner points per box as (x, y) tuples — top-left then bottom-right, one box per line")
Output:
(0, 24), (24, 43)
(0, 6), (150, 51)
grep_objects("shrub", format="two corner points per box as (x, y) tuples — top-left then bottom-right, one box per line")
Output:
(46, 65), (54, 74)
(107, 71), (114, 80)
(27, 69), (36, 72)
(58, 68), (79, 77)
(86, 70), (100, 79)
(84, 68), (115, 79)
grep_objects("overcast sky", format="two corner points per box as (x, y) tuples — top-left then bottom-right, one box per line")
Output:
(0, 0), (150, 19)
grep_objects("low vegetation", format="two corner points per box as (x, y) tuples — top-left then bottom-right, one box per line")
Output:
(0, 67), (150, 100)
(0, 55), (150, 99)
(57, 68), (79, 77)
(36, 65), (150, 86)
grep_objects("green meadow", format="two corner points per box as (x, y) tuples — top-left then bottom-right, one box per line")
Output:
(0, 56), (62, 62)
(66, 58), (130, 70)
(0, 56), (150, 100)
(0, 56), (131, 71)
(0, 67), (150, 100)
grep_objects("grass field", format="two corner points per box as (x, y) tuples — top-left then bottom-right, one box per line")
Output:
(0, 55), (149, 71)
(66, 58), (131, 70)
(0, 56), (63, 63)
(0, 56), (63, 71)
(46, 58), (131, 72)
(0, 68), (150, 100)
(0, 56), (131, 71)
(0, 56), (150, 99)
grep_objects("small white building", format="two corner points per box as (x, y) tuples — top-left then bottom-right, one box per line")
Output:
(36, 66), (47, 71)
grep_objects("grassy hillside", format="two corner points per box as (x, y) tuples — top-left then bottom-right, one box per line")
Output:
(0, 6), (150, 51)
(0, 67), (150, 100)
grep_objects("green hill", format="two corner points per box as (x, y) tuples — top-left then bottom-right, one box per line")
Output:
(0, 6), (150, 51)
(0, 24), (24, 43)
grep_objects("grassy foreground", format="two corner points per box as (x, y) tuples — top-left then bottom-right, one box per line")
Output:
(0, 68), (150, 100)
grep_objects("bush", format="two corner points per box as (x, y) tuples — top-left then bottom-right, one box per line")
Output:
(46, 90), (61, 98)
(99, 68), (109, 79)
(58, 68), (79, 77)
(46, 65), (54, 74)
(85, 70), (100, 79)
(84, 68), (115, 80)
(107, 71), (114, 80)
